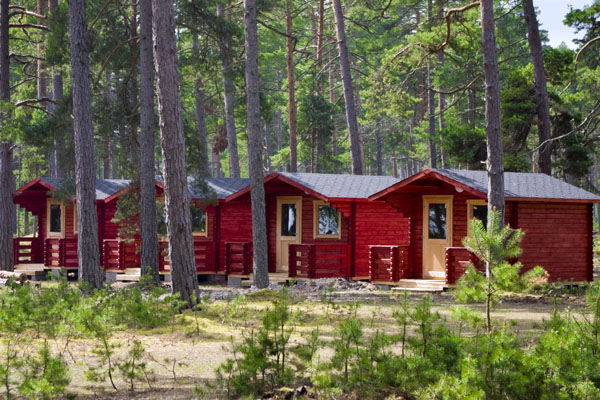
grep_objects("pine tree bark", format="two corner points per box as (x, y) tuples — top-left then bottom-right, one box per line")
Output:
(68, 0), (102, 289)
(427, 62), (437, 168)
(437, 0), (448, 168)
(286, 0), (297, 172)
(480, 0), (505, 224)
(0, 0), (13, 271)
(37, 0), (47, 105)
(139, 0), (159, 281)
(328, 30), (337, 158)
(438, 50), (448, 168)
(48, 0), (65, 178)
(102, 72), (112, 179)
(523, 0), (551, 175)
(192, 35), (210, 178)
(243, 0), (269, 289)
(316, 0), (325, 80)
(153, 0), (198, 306)
(216, 3), (240, 178)
(332, 0), (363, 175)
(376, 120), (383, 175)
(264, 121), (272, 173)
(426, 0), (437, 168)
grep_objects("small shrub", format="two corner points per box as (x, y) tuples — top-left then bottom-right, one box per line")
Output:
(18, 341), (70, 400)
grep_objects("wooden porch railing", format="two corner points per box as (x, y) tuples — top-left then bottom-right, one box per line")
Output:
(368, 245), (410, 282)
(159, 240), (215, 274)
(13, 237), (43, 264)
(289, 244), (349, 279)
(193, 241), (214, 273)
(102, 239), (141, 271)
(445, 247), (482, 284)
(225, 242), (252, 275)
(44, 238), (78, 269)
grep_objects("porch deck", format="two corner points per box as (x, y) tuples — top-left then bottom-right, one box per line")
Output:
(13, 237), (479, 286)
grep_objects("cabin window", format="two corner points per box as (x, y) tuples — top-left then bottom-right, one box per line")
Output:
(313, 201), (341, 239)
(190, 205), (207, 236)
(280, 203), (297, 237)
(467, 199), (488, 233)
(428, 203), (447, 239)
(47, 200), (65, 238)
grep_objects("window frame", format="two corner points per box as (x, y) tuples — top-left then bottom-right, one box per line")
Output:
(190, 203), (208, 237)
(467, 199), (488, 235)
(313, 200), (342, 239)
(46, 199), (65, 238)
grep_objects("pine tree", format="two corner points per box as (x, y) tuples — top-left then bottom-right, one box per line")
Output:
(68, 0), (102, 289)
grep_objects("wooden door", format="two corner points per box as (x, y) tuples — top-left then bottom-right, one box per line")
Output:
(276, 197), (302, 272)
(422, 196), (453, 280)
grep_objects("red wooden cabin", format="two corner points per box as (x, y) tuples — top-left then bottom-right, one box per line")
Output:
(368, 169), (600, 284)
(13, 176), (249, 276)
(224, 172), (409, 279)
(13, 177), (130, 271)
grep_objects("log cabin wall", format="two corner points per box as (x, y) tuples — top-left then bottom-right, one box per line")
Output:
(516, 202), (592, 282)
(218, 201), (253, 273)
(351, 201), (410, 278)
(265, 186), (350, 274)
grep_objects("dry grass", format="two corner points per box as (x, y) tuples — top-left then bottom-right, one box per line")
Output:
(9, 288), (587, 399)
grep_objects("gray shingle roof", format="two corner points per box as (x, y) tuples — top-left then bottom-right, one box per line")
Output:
(37, 177), (249, 201)
(189, 177), (250, 199)
(40, 177), (130, 200)
(278, 172), (400, 199)
(433, 169), (600, 201)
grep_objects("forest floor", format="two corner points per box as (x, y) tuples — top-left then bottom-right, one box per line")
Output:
(54, 278), (590, 400)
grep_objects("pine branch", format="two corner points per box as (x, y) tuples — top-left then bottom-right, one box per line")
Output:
(9, 23), (49, 31)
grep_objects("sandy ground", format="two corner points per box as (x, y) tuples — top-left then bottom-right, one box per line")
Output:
(10, 281), (590, 399)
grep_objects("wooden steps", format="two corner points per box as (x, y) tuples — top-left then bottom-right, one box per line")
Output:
(240, 272), (293, 287)
(14, 263), (46, 280)
(390, 279), (447, 292)
(115, 268), (141, 282)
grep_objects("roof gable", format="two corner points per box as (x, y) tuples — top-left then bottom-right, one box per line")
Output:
(434, 169), (600, 202)
(370, 169), (600, 202)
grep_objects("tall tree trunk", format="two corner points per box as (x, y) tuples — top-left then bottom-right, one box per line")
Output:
(437, 0), (448, 168)
(426, 0), (437, 168)
(139, 0), (159, 281)
(153, 0), (198, 306)
(102, 72), (112, 179)
(48, 0), (65, 178)
(468, 87), (476, 130)
(243, 0), (269, 289)
(275, 109), (283, 171)
(438, 49), (448, 168)
(309, 6), (318, 62)
(376, 120), (383, 175)
(352, 64), (365, 172)
(427, 62), (437, 168)
(0, 0), (13, 271)
(481, 0), (505, 224)
(316, 0), (325, 90)
(286, 0), (297, 172)
(329, 29), (337, 159)
(264, 121), (272, 173)
(523, 0), (552, 175)
(68, 0), (102, 289)
(37, 0), (46, 106)
(217, 3), (240, 178)
(192, 35), (210, 178)
(332, 0), (362, 175)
